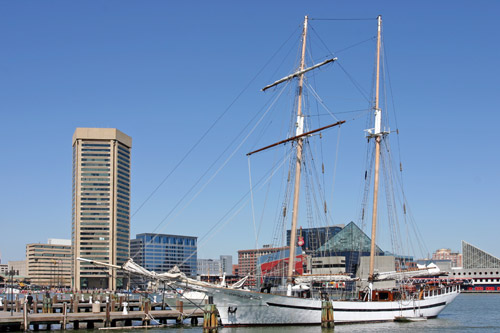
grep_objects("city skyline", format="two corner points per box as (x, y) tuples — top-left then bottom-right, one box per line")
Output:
(1, 1), (499, 263)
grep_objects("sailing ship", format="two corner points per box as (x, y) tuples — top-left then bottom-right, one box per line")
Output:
(80, 15), (460, 325)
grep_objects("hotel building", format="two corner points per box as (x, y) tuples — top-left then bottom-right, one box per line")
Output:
(72, 128), (132, 290)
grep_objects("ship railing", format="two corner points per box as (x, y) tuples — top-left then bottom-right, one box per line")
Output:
(422, 284), (459, 299)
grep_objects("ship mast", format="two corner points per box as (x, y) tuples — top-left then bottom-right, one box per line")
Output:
(287, 15), (308, 285)
(250, 15), (339, 288)
(368, 15), (383, 284)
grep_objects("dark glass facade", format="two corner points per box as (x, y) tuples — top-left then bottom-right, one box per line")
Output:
(287, 225), (343, 254)
(131, 233), (197, 277)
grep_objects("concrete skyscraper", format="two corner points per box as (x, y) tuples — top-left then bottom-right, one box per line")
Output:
(72, 128), (132, 290)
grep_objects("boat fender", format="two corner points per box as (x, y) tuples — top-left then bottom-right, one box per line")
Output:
(228, 306), (237, 314)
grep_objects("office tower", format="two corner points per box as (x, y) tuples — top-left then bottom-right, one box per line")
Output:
(130, 233), (197, 277)
(72, 128), (132, 290)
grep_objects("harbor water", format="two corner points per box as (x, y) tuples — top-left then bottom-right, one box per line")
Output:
(54, 293), (499, 332)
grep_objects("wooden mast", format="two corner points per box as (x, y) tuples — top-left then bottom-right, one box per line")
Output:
(287, 15), (308, 284)
(368, 15), (383, 282)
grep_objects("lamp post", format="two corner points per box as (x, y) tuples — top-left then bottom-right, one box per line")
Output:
(8, 268), (18, 316)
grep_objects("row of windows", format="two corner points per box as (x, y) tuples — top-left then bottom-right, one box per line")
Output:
(82, 173), (110, 177)
(117, 189), (129, 196)
(82, 153), (110, 157)
(82, 143), (110, 148)
(81, 187), (110, 192)
(118, 150), (130, 160)
(453, 271), (500, 276)
(117, 164), (129, 173)
(118, 170), (129, 179)
(81, 202), (109, 206)
(81, 182), (110, 187)
(81, 158), (110, 162)
(81, 177), (109, 182)
(118, 174), (129, 183)
(82, 197), (110, 201)
(82, 148), (110, 152)
(82, 192), (110, 196)
(81, 168), (109, 172)
(117, 198), (129, 205)
(118, 179), (130, 187)
(81, 163), (110, 167)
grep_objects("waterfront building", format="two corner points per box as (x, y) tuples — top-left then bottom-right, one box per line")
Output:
(287, 225), (344, 254)
(316, 222), (385, 275)
(449, 241), (500, 292)
(130, 233), (197, 277)
(27, 239), (72, 287)
(432, 248), (462, 268)
(72, 128), (132, 290)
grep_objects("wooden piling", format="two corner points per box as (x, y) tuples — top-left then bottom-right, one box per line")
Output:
(23, 301), (29, 331)
(73, 297), (79, 313)
(203, 303), (218, 333)
(105, 303), (111, 327)
(321, 300), (334, 328)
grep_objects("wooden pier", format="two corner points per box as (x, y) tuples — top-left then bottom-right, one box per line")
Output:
(0, 295), (205, 331)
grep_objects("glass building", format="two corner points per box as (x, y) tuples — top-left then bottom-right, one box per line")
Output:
(72, 128), (132, 290)
(130, 233), (197, 278)
(287, 225), (344, 254)
(316, 222), (384, 274)
(462, 240), (500, 269)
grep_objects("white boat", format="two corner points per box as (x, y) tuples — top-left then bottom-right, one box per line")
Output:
(177, 14), (460, 326)
(79, 14), (460, 326)
(198, 284), (458, 325)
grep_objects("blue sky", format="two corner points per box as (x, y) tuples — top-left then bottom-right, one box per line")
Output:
(1, 1), (499, 264)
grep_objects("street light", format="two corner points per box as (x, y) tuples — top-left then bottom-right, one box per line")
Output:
(7, 268), (18, 316)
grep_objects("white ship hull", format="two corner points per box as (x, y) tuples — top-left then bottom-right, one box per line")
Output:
(163, 291), (207, 314)
(202, 285), (459, 326)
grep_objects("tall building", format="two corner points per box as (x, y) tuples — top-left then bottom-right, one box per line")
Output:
(72, 128), (132, 290)
(27, 239), (72, 287)
(130, 233), (197, 278)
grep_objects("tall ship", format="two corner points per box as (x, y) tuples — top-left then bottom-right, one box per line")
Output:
(80, 15), (460, 325)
